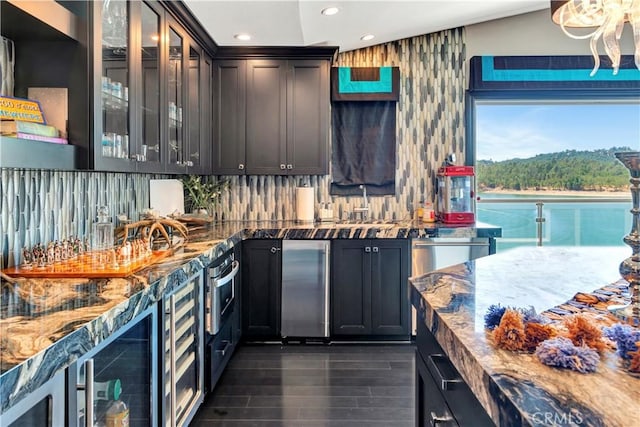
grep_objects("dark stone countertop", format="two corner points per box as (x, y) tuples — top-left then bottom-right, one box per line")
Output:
(410, 246), (640, 427)
(0, 219), (500, 412)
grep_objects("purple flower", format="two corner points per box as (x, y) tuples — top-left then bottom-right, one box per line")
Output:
(603, 323), (640, 360)
(535, 337), (600, 373)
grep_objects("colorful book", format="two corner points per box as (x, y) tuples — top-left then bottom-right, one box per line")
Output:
(15, 132), (68, 145)
(0, 120), (59, 137)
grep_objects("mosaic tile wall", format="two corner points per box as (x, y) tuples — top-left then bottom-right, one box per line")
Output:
(0, 169), (155, 268)
(212, 28), (467, 221)
(0, 27), (466, 267)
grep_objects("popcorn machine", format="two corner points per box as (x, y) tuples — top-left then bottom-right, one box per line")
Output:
(436, 165), (475, 224)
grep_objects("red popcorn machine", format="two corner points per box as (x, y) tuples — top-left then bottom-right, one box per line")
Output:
(436, 165), (475, 224)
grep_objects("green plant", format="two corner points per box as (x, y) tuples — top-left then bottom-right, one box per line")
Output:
(181, 175), (229, 214)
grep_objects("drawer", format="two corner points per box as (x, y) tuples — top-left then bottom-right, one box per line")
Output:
(416, 320), (494, 427)
(416, 349), (459, 427)
(207, 311), (236, 391)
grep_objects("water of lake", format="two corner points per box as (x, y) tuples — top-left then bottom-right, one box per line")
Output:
(476, 193), (632, 251)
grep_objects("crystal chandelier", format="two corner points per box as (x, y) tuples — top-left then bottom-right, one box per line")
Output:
(551, 0), (640, 76)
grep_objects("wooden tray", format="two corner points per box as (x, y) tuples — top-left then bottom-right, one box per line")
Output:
(2, 250), (173, 279)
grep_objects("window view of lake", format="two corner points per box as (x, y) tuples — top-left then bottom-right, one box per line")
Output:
(475, 103), (640, 251)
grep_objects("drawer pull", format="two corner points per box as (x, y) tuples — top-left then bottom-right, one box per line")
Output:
(428, 354), (462, 391)
(430, 411), (455, 426)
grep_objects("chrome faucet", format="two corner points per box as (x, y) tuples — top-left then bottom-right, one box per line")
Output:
(352, 184), (369, 220)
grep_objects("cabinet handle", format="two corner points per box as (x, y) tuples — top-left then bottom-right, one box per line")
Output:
(186, 161), (194, 167)
(148, 144), (160, 152)
(238, 163), (245, 170)
(286, 164), (293, 169)
(373, 247), (379, 253)
(430, 411), (454, 426)
(77, 358), (94, 427)
(364, 246), (371, 253)
(270, 247), (281, 254)
(216, 340), (232, 358)
(280, 164), (286, 170)
(428, 354), (462, 391)
(169, 294), (177, 427)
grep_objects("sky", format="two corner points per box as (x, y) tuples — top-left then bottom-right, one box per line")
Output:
(476, 103), (640, 161)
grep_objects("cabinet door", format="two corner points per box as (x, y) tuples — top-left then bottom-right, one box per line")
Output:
(212, 60), (246, 174)
(94, 0), (134, 171)
(286, 59), (329, 175)
(242, 240), (281, 337)
(371, 239), (410, 336)
(183, 44), (211, 174)
(331, 240), (372, 335)
(135, 0), (164, 172)
(245, 59), (287, 174)
(164, 19), (188, 173)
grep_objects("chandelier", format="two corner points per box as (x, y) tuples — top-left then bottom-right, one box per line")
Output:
(550, 0), (640, 76)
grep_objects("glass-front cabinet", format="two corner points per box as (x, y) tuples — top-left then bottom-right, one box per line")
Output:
(92, 0), (212, 173)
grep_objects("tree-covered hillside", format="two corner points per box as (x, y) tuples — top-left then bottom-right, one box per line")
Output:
(477, 148), (633, 191)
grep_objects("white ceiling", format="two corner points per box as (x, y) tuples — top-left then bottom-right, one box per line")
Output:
(183, 0), (549, 52)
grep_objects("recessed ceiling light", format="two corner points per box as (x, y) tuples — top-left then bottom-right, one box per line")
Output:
(321, 7), (339, 16)
(234, 33), (252, 41)
(361, 34), (375, 41)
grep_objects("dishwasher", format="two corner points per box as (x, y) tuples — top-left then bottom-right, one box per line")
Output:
(411, 237), (491, 334)
(281, 240), (330, 339)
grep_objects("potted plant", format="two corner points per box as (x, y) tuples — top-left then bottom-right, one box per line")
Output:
(181, 175), (229, 216)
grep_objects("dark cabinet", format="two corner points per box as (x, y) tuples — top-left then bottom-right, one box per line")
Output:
(0, 0), (213, 173)
(331, 239), (410, 337)
(241, 240), (281, 338)
(213, 48), (334, 175)
(415, 320), (494, 427)
(93, 1), (213, 174)
(213, 60), (246, 174)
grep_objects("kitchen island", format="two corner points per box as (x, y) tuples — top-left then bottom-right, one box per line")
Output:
(410, 246), (640, 427)
(0, 219), (499, 414)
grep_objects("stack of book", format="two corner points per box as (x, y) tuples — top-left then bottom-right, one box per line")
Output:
(0, 120), (67, 144)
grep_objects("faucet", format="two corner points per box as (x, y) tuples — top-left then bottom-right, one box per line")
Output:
(352, 185), (369, 220)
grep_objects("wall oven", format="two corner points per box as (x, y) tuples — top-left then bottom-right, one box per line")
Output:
(207, 249), (239, 336)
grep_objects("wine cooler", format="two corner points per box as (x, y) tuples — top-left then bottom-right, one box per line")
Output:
(162, 271), (204, 427)
(72, 305), (158, 427)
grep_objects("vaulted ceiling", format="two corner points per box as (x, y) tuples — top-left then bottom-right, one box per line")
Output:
(183, 0), (549, 52)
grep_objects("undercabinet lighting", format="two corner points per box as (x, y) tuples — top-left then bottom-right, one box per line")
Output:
(150, 34), (159, 42)
(321, 7), (339, 16)
(234, 33), (251, 41)
(360, 34), (375, 41)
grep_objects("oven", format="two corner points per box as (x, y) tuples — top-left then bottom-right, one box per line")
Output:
(206, 249), (239, 336)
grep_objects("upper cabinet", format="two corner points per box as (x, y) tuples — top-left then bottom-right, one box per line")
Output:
(213, 47), (335, 175)
(92, 0), (214, 174)
(0, 0), (215, 174)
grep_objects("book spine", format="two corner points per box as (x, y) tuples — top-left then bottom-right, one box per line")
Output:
(16, 132), (68, 144)
(15, 121), (59, 137)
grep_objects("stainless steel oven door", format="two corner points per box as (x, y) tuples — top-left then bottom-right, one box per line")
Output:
(207, 259), (239, 335)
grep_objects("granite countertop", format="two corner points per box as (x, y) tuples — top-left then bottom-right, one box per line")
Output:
(410, 246), (640, 427)
(0, 219), (500, 412)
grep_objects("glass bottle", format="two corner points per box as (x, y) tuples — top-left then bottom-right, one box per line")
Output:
(92, 206), (114, 269)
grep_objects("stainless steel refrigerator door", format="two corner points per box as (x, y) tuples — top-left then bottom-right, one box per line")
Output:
(281, 240), (330, 338)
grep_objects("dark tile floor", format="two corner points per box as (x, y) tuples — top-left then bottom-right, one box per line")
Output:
(190, 343), (416, 427)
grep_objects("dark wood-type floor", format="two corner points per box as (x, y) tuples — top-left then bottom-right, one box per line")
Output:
(190, 343), (416, 427)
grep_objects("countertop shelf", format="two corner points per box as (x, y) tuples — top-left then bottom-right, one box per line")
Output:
(0, 136), (77, 170)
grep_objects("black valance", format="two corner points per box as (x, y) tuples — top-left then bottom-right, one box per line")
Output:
(470, 56), (640, 91)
